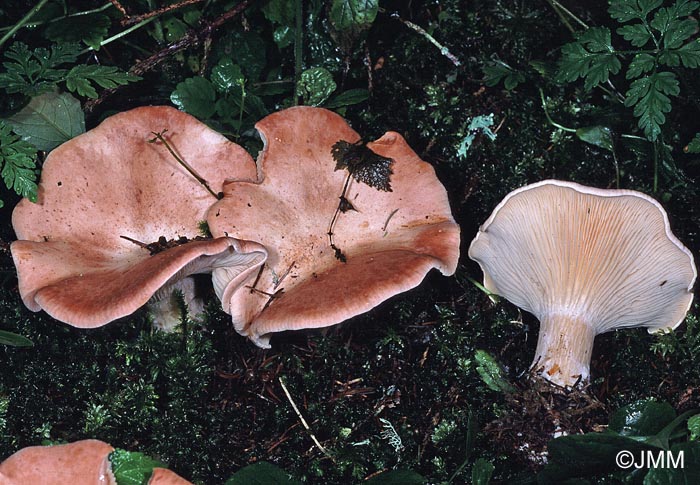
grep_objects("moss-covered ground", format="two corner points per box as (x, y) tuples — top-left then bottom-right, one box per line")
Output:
(0, 1), (699, 483)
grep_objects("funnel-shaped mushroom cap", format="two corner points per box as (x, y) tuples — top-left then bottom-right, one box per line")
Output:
(469, 180), (696, 385)
(0, 439), (114, 485)
(12, 106), (267, 328)
(208, 106), (460, 347)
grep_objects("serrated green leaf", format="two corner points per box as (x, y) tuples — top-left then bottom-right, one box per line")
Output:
(625, 71), (678, 140)
(662, 18), (697, 49)
(627, 52), (656, 78)
(556, 28), (620, 90)
(109, 449), (165, 485)
(296, 67), (337, 106)
(0, 42), (80, 96)
(688, 415), (700, 440)
(0, 330), (33, 347)
(365, 469), (426, 485)
(211, 58), (245, 93)
(171, 77), (217, 119)
(0, 120), (38, 203)
(330, 0), (378, 31)
(474, 350), (516, 394)
(472, 458), (495, 485)
(44, 13), (111, 51)
(608, 0), (663, 23)
(677, 39), (700, 67)
(65, 65), (140, 99)
(225, 462), (302, 485)
(617, 23), (652, 47)
(6, 92), (85, 151)
(324, 88), (369, 108)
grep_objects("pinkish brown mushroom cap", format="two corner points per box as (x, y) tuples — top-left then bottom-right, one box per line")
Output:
(207, 106), (460, 347)
(469, 180), (696, 386)
(0, 439), (114, 485)
(12, 106), (267, 328)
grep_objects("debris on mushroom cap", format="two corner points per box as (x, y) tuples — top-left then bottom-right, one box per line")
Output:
(147, 467), (193, 484)
(468, 179), (697, 387)
(0, 439), (115, 485)
(207, 106), (460, 347)
(11, 106), (267, 328)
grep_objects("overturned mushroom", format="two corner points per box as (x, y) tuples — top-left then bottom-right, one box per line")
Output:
(469, 180), (696, 387)
(208, 106), (460, 347)
(12, 106), (267, 329)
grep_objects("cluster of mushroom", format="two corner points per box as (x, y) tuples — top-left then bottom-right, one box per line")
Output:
(11, 106), (460, 347)
(469, 180), (696, 387)
(0, 440), (191, 484)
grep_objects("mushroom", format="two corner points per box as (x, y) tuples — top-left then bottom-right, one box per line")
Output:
(11, 106), (267, 329)
(0, 439), (114, 484)
(207, 106), (460, 347)
(148, 468), (193, 485)
(468, 180), (696, 387)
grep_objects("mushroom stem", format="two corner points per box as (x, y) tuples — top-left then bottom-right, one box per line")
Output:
(530, 314), (596, 387)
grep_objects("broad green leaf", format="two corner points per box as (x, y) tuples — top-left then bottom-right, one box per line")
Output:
(688, 415), (700, 440)
(162, 17), (188, 43)
(225, 462), (302, 485)
(644, 442), (700, 484)
(296, 67), (337, 106)
(170, 77), (217, 119)
(609, 400), (676, 437)
(65, 65), (140, 99)
(625, 71), (679, 140)
(0, 330), (33, 347)
(617, 23), (652, 47)
(6, 92), (85, 151)
(627, 53), (656, 78)
(108, 449), (165, 485)
(330, 0), (379, 31)
(474, 350), (516, 394)
(576, 126), (614, 151)
(213, 31), (266, 81)
(472, 458), (495, 485)
(262, 0), (295, 25)
(365, 469), (426, 484)
(325, 88), (369, 108)
(686, 133), (700, 153)
(547, 432), (653, 472)
(608, 0), (663, 23)
(211, 58), (245, 93)
(44, 13), (111, 50)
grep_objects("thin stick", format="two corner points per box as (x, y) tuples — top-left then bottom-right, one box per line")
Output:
(389, 12), (461, 67)
(327, 173), (352, 261)
(149, 130), (219, 199)
(381, 208), (399, 233)
(121, 0), (207, 26)
(278, 377), (334, 461)
(0, 0), (51, 49)
(120, 235), (149, 248)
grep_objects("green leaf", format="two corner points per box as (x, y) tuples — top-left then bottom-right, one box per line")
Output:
(576, 125), (614, 151)
(627, 53), (656, 78)
(6, 92), (85, 151)
(365, 469), (426, 485)
(213, 31), (267, 81)
(644, 442), (700, 484)
(686, 133), (700, 153)
(211, 58), (245, 94)
(609, 400), (676, 437)
(608, 0), (663, 23)
(676, 39), (700, 68)
(556, 28), (621, 90)
(546, 432), (653, 474)
(474, 350), (516, 394)
(624, 71), (679, 140)
(688, 415), (700, 440)
(483, 61), (525, 90)
(170, 77), (217, 119)
(0, 42), (80, 96)
(617, 23), (652, 47)
(330, 0), (379, 31)
(65, 65), (140, 99)
(225, 462), (302, 485)
(108, 449), (166, 485)
(0, 330), (33, 347)
(44, 13), (111, 51)
(262, 0), (295, 25)
(0, 121), (38, 202)
(471, 458), (495, 485)
(296, 67), (337, 106)
(324, 88), (369, 108)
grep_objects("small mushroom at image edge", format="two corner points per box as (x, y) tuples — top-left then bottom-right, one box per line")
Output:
(207, 106), (461, 347)
(468, 179), (696, 388)
(11, 106), (267, 330)
(0, 439), (192, 484)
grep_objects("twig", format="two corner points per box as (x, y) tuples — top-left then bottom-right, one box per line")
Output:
(278, 377), (335, 461)
(294, 0), (303, 105)
(0, 0), (51, 50)
(108, 0), (129, 17)
(121, 0), (207, 26)
(388, 12), (461, 67)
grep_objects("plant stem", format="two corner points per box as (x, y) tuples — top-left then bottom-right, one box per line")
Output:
(0, 0), (51, 50)
(79, 17), (156, 54)
(546, 0), (589, 30)
(294, 0), (303, 106)
(389, 12), (461, 67)
(0, 2), (114, 33)
(539, 88), (576, 133)
(653, 139), (659, 193)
